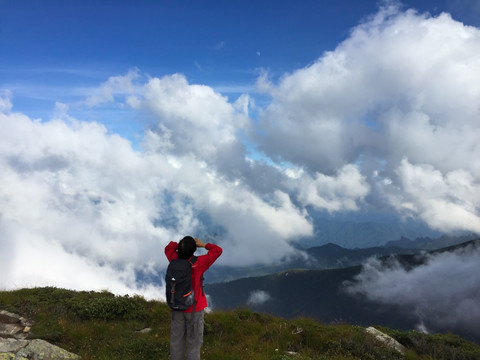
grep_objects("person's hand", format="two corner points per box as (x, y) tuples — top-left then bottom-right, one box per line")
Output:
(194, 238), (206, 248)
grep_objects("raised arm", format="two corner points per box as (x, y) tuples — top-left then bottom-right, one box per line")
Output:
(195, 238), (206, 248)
(164, 241), (179, 262)
(195, 238), (222, 268)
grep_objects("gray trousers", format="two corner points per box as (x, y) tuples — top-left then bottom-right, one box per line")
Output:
(170, 310), (204, 360)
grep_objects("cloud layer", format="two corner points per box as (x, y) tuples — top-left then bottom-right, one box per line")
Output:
(346, 243), (480, 339)
(1, 3), (480, 297)
(257, 4), (480, 227)
(247, 290), (272, 306)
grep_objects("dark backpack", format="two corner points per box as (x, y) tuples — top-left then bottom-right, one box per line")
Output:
(165, 256), (197, 310)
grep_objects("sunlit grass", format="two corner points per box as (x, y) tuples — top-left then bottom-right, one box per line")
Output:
(1, 287), (479, 360)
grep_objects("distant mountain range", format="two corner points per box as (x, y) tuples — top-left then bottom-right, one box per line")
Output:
(383, 234), (478, 249)
(205, 243), (416, 284)
(205, 239), (480, 344)
(205, 234), (478, 284)
(296, 217), (443, 248)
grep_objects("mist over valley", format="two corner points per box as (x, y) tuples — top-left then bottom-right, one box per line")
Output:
(205, 239), (480, 344)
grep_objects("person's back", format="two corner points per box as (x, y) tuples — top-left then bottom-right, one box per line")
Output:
(165, 236), (222, 360)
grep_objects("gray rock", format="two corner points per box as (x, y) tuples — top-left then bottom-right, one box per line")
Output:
(136, 328), (152, 334)
(0, 339), (29, 354)
(0, 312), (22, 325)
(366, 326), (407, 355)
(16, 339), (80, 360)
(0, 324), (24, 338)
(0, 311), (80, 360)
(0, 311), (32, 340)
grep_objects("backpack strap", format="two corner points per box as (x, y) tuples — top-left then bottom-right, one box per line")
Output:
(188, 256), (198, 266)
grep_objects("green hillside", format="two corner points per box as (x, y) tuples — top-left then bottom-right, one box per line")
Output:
(1, 287), (480, 360)
(205, 239), (480, 343)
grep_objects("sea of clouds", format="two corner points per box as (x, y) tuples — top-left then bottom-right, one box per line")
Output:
(346, 242), (480, 339)
(1, 3), (480, 304)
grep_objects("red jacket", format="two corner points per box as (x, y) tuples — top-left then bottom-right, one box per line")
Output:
(165, 241), (223, 313)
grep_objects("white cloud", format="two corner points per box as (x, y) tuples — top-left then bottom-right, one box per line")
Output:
(85, 68), (140, 107)
(346, 242), (480, 338)
(2, 2), (480, 297)
(258, 5), (480, 174)
(138, 73), (249, 161)
(380, 159), (480, 233)
(0, 90), (13, 112)
(0, 83), (313, 295)
(297, 164), (370, 212)
(0, 221), (144, 295)
(255, 3), (480, 232)
(254, 70), (272, 93)
(247, 290), (272, 305)
(0, 110), (173, 298)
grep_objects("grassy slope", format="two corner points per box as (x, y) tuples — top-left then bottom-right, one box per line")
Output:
(1, 287), (480, 360)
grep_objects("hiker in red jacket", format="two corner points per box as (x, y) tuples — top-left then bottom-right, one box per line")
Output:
(165, 236), (222, 360)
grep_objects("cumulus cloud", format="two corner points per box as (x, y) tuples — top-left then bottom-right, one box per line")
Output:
(0, 109), (173, 298)
(85, 68), (140, 107)
(0, 89), (13, 112)
(0, 83), (312, 296)
(346, 242), (480, 339)
(2, 2), (480, 296)
(384, 159), (480, 233)
(247, 290), (272, 305)
(296, 164), (370, 212)
(139, 74), (246, 153)
(256, 3), (480, 232)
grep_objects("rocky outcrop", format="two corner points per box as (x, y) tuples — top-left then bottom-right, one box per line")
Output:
(366, 326), (407, 355)
(0, 311), (32, 340)
(0, 310), (80, 360)
(0, 338), (81, 360)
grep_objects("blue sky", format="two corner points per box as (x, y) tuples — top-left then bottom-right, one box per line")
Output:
(1, 0), (480, 302)
(3, 0), (479, 138)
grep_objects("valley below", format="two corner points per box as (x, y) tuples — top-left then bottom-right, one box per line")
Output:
(205, 238), (480, 344)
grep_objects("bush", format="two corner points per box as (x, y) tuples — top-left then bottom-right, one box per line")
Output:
(66, 292), (148, 321)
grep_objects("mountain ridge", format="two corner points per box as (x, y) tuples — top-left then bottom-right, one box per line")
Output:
(205, 239), (480, 344)
(205, 234), (476, 284)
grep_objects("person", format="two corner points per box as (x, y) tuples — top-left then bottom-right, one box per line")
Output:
(165, 236), (223, 360)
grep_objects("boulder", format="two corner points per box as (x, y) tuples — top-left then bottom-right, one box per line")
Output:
(0, 324), (24, 339)
(16, 339), (80, 360)
(366, 326), (407, 355)
(0, 312), (23, 325)
(0, 311), (80, 359)
(0, 339), (29, 353)
(0, 337), (81, 360)
(0, 311), (31, 340)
